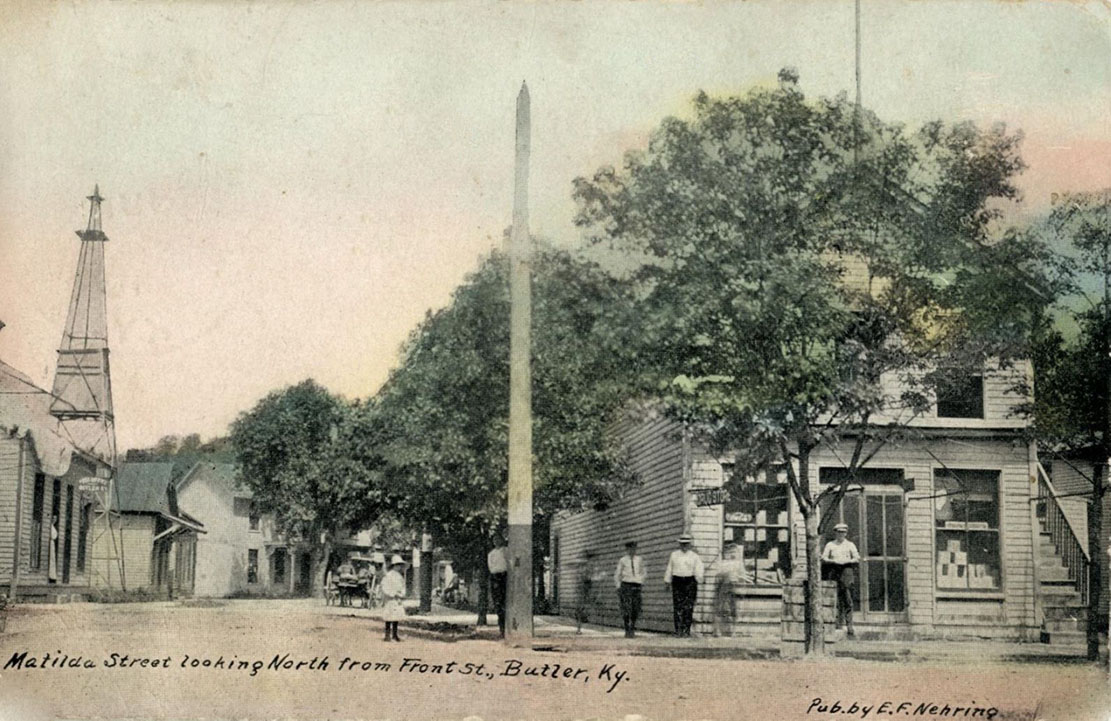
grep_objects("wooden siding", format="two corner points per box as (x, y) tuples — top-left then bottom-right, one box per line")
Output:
(1047, 459), (1093, 555)
(871, 362), (1030, 431)
(0, 435), (95, 594)
(807, 437), (1037, 639)
(551, 414), (687, 632)
(177, 463), (295, 597)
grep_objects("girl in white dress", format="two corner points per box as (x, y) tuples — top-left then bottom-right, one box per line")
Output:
(380, 555), (407, 642)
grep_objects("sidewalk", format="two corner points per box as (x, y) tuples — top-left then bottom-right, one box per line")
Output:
(324, 601), (1091, 664)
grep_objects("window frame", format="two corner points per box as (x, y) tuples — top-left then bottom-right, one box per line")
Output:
(247, 548), (259, 584)
(932, 467), (1003, 594)
(721, 464), (792, 585)
(30, 474), (45, 571)
(936, 373), (985, 420)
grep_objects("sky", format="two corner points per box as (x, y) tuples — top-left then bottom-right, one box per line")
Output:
(0, 1), (1109, 452)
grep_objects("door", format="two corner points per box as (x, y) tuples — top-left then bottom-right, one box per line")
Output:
(62, 487), (74, 583)
(297, 553), (312, 595)
(819, 468), (907, 622)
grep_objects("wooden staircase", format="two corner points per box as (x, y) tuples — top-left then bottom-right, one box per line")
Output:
(1035, 462), (1091, 646)
(1036, 528), (1088, 645)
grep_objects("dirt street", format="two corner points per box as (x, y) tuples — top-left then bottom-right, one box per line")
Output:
(0, 600), (1106, 721)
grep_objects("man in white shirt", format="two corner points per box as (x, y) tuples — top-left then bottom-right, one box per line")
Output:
(821, 522), (861, 636)
(614, 540), (646, 638)
(664, 533), (704, 637)
(487, 535), (508, 638)
(712, 541), (744, 637)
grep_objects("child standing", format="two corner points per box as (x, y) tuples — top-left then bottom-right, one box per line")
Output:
(381, 555), (407, 642)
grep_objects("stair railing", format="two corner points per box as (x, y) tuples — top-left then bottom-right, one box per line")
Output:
(1035, 462), (1091, 606)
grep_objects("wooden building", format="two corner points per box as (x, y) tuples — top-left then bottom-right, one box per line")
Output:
(89, 462), (203, 596)
(0, 359), (105, 601)
(176, 462), (315, 598)
(552, 362), (1084, 643)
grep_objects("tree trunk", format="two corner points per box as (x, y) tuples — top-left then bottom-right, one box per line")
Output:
(803, 508), (826, 655)
(1087, 463), (1104, 660)
(477, 541), (490, 626)
(313, 538), (333, 598)
(1094, 260), (1111, 662)
(797, 443), (826, 655)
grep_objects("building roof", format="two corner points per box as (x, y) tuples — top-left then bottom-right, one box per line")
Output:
(115, 462), (175, 514)
(0, 358), (98, 477)
(177, 461), (251, 497)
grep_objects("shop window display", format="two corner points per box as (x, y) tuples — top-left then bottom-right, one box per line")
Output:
(722, 466), (791, 584)
(934, 469), (1000, 590)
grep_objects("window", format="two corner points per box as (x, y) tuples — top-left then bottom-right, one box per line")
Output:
(249, 503), (261, 532)
(722, 465), (791, 584)
(76, 503), (91, 572)
(30, 474), (45, 570)
(934, 469), (1000, 590)
(273, 548), (286, 585)
(937, 374), (984, 419)
(247, 549), (259, 584)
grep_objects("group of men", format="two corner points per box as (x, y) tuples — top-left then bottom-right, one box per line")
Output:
(575, 533), (708, 638)
(484, 523), (861, 639)
(578, 523), (861, 638)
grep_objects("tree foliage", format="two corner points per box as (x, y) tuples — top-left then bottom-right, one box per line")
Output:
(229, 380), (377, 553)
(572, 70), (1046, 652)
(355, 247), (636, 561)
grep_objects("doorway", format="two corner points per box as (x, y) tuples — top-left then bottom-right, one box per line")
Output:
(297, 553), (312, 595)
(819, 468), (907, 621)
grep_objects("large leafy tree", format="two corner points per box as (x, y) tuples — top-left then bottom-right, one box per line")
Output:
(355, 247), (635, 614)
(1030, 192), (1111, 658)
(573, 70), (1047, 653)
(229, 380), (376, 589)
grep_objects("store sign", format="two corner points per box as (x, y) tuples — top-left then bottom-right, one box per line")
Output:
(78, 476), (108, 493)
(691, 487), (729, 507)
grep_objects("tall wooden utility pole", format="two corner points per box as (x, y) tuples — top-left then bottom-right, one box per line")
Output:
(506, 81), (534, 641)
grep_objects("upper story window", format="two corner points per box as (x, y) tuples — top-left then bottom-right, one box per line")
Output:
(233, 497), (261, 531)
(936, 373), (984, 419)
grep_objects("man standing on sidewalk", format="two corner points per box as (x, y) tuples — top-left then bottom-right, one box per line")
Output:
(821, 522), (860, 637)
(614, 540), (646, 638)
(487, 534), (508, 638)
(664, 533), (704, 637)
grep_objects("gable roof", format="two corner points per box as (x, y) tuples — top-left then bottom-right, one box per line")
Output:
(0, 359), (98, 477)
(177, 461), (250, 497)
(115, 462), (175, 514)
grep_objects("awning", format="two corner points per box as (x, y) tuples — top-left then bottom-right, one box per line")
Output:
(152, 514), (207, 542)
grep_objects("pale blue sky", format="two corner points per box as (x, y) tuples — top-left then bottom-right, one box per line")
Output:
(1, 1), (1108, 450)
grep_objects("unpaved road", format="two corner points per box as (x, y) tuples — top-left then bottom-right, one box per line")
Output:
(0, 600), (1106, 721)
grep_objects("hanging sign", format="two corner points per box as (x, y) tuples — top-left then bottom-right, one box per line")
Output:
(691, 487), (729, 507)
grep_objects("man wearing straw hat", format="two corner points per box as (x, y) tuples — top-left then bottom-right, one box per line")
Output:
(380, 555), (408, 642)
(664, 533), (704, 637)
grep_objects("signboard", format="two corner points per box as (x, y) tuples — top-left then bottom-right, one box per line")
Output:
(78, 476), (108, 493)
(943, 521), (990, 531)
(691, 487), (729, 507)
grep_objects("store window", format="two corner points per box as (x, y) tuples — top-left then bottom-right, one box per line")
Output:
(722, 465), (791, 584)
(247, 549), (259, 584)
(934, 469), (1000, 590)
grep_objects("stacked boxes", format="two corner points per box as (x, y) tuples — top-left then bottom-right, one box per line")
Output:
(936, 538), (997, 589)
